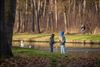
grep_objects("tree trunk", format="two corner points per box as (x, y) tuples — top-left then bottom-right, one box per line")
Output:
(55, 0), (58, 30)
(0, 0), (16, 58)
(33, 0), (40, 33)
(31, 0), (35, 32)
(67, 0), (71, 33)
(43, 0), (46, 17)
(64, 11), (67, 32)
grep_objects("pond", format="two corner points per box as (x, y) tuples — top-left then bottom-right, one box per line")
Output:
(12, 41), (100, 58)
(12, 41), (100, 52)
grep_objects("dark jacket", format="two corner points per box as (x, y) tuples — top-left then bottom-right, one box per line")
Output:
(49, 37), (55, 45)
(60, 36), (66, 45)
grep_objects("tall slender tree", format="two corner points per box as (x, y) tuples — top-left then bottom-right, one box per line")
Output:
(13, 0), (100, 34)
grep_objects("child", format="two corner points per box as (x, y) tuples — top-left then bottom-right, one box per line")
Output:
(49, 34), (55, 52)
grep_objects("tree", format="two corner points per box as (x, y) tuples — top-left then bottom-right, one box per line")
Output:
(13, 0), (100, 34)
(55, 0), (58, 30)
(0, 0), (16, 58)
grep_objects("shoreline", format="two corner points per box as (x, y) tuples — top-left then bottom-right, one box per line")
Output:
(13, 39), (100, 44)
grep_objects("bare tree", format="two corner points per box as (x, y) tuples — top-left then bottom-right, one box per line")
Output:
(55, 0), (58, 30)
(13, 0), (100, 34)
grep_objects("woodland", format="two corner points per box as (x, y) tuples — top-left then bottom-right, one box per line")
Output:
(14, 0), (100, 34)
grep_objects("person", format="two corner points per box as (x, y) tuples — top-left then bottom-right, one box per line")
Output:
(20, 40), (24, 48)
(59, 31), (66, 54)
(81, 24), (86, 34)
(49, 34), (55, 52)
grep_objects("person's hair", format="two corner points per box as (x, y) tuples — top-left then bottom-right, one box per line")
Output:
(51, 34), (54, 38)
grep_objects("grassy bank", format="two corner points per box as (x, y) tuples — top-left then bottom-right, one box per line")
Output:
(13, 33), (100, 42)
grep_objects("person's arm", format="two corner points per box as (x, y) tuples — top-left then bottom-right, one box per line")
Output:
(53, 38), (55, 44)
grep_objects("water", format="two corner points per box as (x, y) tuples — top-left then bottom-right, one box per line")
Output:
(12, 41), (100, 57)
(12, 41), (100, 51)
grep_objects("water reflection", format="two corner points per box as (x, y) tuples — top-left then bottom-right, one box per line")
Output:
(13, 41), (100, 48)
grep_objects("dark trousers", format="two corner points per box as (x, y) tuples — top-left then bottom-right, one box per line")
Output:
(50, 44), (53, 52)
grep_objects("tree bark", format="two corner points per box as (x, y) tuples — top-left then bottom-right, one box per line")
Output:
(63, 11), (67, 32)
(55, 0), (58, 30)
(33, 0), (40, 33)
(0, 0), (16, 58)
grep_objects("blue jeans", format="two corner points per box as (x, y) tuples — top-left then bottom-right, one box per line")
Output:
(61, 45), (65, 54)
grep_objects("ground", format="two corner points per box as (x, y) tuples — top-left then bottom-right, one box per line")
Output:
(0, 47), (100, 67)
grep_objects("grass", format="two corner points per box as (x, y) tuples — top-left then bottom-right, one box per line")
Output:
(12, 47), (100, 60)
(68, 34), (100, 41)
(12, 47), (62, 66)
(13, 33), (49, 40)
(13, 33), (100, 41)
(12, 47), (62, 60)
(12, 47), (100, 67)
(1, 47), (100, 67)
